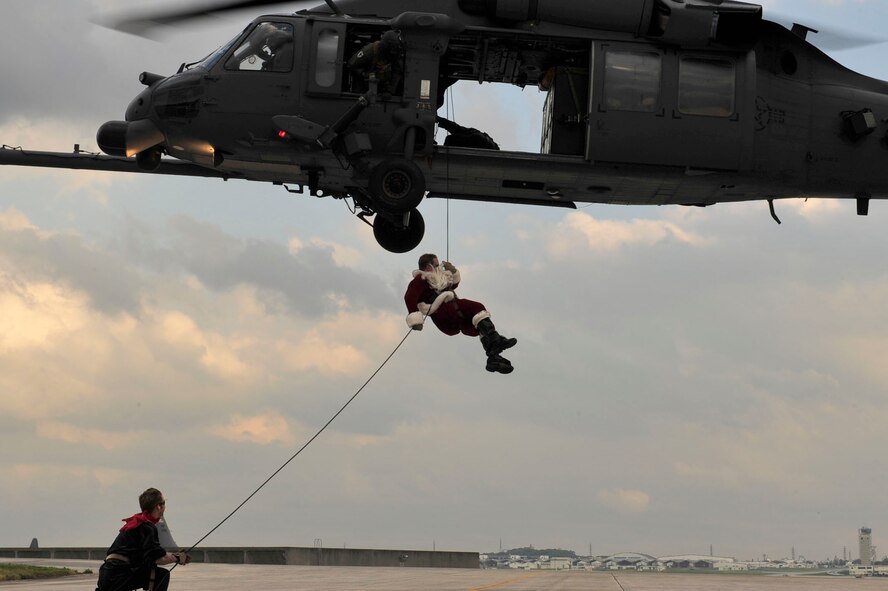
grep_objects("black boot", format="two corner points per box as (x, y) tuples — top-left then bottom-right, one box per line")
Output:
(486, 354), (513, 374)
(477, 318), (517, 358)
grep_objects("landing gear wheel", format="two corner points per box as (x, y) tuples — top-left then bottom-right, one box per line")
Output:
(373, 209), (425, 253)
(368, 157), (425, 214)
(136, 146), (162, 171)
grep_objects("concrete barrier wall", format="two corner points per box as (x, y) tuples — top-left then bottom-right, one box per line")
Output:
(0, 547), (478, 569)
(0, 548), (106, 560)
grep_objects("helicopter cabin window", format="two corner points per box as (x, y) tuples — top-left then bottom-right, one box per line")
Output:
(315, 29), (340, 88)
(224, 22), (294, 73)
(678, 57), (735, 117)
(603, 50), (661, 113)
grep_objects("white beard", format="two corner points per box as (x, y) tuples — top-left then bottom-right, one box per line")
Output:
(425, 267), (454, 292)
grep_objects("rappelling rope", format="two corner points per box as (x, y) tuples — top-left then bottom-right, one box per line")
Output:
(443, 86), (455, 262)
(173, 313), (428, 566)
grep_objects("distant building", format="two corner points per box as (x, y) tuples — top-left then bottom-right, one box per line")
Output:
(860, 527), (873, 567)
(539, 557), (572, 570)
(658, 554), (736, 570)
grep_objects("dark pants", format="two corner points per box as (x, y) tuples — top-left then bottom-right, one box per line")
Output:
(97, 561), (170, 591)
(431, 298), (487, 337)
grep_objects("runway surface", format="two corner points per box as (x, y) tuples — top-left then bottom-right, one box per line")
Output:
(0, 560), (605, 591)
(0, 559), (875, 591)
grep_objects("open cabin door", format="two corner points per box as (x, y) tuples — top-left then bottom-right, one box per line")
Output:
(586, 42), (755, 171)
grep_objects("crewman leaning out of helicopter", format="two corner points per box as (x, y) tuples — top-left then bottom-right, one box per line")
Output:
(347, 30), (404, 95)
(405, 253), (517, 374)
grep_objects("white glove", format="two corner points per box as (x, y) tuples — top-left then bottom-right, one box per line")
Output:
(406, 311), (425, 330)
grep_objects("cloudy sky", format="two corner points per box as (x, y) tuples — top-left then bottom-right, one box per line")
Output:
(3, 0), (888, 562)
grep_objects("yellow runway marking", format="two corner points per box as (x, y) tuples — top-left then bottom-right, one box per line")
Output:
(467, 572), (541, 590)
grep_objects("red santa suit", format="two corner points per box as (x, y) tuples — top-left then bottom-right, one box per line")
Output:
(404, 266), (490, 336)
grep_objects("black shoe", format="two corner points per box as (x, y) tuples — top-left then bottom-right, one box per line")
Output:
(478, 318), (517, 358)
(486, 354), (514, 374)
(489, 335), (517, 357)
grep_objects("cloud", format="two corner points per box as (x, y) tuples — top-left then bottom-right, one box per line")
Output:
(544, 211), (708, 256)
(271, 309), (402, 376)
(210, 411), (297, 445)
(290, 236), (365, 268)
(0, 279), (89, 352)
(36, 421), (139, 451)
(597, 488), (651, 513)
(0, 210), (405, 433)
(663, 392), (860, 497)
(0, 208), (38, 232)
(0, 117), (107, 156)
(3, 463), (130, 492)
(157, 310), (255, 381)
(784, 198), (845, 222)
(141, 216), (394, 317)
(0, 207), (142, 314)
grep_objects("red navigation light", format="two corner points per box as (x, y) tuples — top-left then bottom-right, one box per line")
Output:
(278, 130), (288, 139)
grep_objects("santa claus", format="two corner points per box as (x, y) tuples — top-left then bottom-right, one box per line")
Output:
(404, 253), (516, 373)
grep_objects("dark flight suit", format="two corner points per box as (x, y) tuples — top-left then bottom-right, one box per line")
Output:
(96, 522), (168, 591)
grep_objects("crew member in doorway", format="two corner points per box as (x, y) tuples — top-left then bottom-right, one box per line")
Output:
(436, 116), (500, 150)
(96, 488), (190, 591)
(348, 30), (404, 95)
(405, 253), (517, 374)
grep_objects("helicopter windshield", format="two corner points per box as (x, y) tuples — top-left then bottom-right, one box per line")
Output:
(224, 22), (294, 73)
(188, 31), (244, 72)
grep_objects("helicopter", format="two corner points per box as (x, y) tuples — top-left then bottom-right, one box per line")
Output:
(2, 0), (888, 253)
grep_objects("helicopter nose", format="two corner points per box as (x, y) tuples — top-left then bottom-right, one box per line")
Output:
(96, 119), (164, 157)
(125, 86), (155, 121)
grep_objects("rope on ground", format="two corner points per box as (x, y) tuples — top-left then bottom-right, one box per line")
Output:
(174, 316), (427, 565)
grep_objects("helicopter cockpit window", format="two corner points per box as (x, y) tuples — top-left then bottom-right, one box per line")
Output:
(678, 57), (735, 117)
(188, 31), (244, 71)
(224, 22), (294, 73)
(603, 50), (661, 113)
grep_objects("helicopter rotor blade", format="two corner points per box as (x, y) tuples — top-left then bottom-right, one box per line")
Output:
(100, 0), (330, 38)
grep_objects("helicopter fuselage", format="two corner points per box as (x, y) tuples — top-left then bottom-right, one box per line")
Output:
(9, 0), (888, 251)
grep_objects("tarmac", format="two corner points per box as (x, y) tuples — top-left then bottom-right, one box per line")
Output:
(0, 558), (630, 590)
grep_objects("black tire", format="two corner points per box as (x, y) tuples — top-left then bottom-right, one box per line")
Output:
(368, 157), (426, 214)
(373, 209), (425, 253)
(136, 146), (162, 171)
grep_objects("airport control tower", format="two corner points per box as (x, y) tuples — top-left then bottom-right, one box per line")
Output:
(859, 527), (873, 566)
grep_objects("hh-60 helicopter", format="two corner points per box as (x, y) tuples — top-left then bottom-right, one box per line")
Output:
(2, 0), (887, 252)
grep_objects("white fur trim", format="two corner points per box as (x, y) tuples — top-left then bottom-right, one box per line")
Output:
(417, 291), (454, 316)
(406, 311), (425, 328)
(471, 310), (491, 327)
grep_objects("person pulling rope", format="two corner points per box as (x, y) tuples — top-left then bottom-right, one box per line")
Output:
(96, 489), (191, 591)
